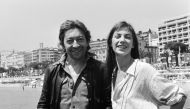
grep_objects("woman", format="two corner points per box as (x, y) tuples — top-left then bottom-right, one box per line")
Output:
(106, 21), (187, 109)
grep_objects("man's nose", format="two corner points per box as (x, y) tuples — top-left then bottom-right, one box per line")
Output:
(72, 40), (80, 47)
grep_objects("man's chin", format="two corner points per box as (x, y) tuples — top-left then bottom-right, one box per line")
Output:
(71, 54), (84, 60)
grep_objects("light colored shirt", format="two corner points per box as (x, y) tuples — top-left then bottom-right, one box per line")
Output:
(112, 59), (186, 109)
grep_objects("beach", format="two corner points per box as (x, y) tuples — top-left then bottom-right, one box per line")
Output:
(0, 82), (189, 109)
(0, 85), (41, 109)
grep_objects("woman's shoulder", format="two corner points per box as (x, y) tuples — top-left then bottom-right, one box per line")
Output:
(136, 59), (154, 69)
(135, 59), (158, 75)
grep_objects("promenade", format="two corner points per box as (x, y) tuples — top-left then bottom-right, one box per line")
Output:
(0, 70), (189, 109)
(0, 81), (189, 109)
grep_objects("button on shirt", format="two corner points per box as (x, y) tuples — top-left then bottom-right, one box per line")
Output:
(60, 63), (89, 109)
(111, 59), (186, 109)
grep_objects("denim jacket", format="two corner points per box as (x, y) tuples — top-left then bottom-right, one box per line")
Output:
(37, 53), (112, 109)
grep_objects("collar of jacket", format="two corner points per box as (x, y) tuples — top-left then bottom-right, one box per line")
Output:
(52, 52), (96, 67)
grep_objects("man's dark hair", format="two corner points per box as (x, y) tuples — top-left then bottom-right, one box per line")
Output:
(59, 20), (91, 51)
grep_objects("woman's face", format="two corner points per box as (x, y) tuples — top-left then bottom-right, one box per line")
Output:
(111, 27), (133, 56)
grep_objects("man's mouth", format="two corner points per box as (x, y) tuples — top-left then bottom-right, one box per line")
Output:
(72, 48), (82, 53)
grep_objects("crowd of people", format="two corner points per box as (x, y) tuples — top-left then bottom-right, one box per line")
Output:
(37, 20), (187, 109)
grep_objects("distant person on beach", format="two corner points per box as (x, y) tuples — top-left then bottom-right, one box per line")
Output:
(105, 21), (187, 109)
(22, 84), (24, 91)
(37, 20), (111, 109)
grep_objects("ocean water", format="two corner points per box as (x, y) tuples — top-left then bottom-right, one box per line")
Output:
(0, 82), (189, 109)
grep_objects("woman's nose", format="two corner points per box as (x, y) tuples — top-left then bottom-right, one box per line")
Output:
(119, 36), (125, 41)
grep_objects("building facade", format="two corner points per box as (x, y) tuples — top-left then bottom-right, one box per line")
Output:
(137, 29), (159, 47)
(137, 30), (159, 64)
(158, 14), (190, 55)
(6, 52), (25, 68)
(0, 50), (15, 68)
(89, 39), (107, 62)
(24, 47), (62, 65)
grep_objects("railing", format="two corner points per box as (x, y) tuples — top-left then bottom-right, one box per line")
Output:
(158, 68), (190, 82)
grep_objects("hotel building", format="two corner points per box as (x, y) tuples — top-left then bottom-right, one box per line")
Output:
(24, 47), (62, 66)
(158, 14), (190, 55)
(6, 52), (25, 68)
(89, 39), (107, 62)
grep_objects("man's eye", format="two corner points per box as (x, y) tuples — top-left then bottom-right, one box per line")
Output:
(67, 39), (73, 44)
(77, 37), (85, 42)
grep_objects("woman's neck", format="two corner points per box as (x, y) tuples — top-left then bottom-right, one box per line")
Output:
(115, 54), (133, 72)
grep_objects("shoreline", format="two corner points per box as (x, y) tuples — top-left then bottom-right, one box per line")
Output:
(0, 83), (23, 87)
(0, 83), (42, 88)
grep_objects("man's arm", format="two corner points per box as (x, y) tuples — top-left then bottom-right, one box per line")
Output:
(37, 67), (52, 109)
(101, 63), (112, 109)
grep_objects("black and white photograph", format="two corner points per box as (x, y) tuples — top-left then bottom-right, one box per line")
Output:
(0, 0), (189, 109)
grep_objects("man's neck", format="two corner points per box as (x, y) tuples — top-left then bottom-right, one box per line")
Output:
(66, 56), (87, 75)
(67, 56), (86, 67)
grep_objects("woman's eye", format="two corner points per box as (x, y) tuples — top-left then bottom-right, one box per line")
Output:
(124, 34), (132, 39)
(114, 34), (121, 39)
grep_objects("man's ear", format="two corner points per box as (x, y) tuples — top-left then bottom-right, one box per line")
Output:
(58, 43), (66, 52)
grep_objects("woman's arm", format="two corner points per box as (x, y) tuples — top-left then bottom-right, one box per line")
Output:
(170, 95), (187, 109)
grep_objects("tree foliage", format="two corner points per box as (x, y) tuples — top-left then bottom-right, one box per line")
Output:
(164, 42), (188, 66)
(139, 48), (154, 63)
(0, 67), (7, 73)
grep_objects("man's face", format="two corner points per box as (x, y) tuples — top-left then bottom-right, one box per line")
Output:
(63, 28), (88, 60)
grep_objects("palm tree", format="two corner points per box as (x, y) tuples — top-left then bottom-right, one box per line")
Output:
(139, 48), (147, 59)
(164, 42), (188, 66)
(0, 67), (7, 73)
(160, 50), (169, 67)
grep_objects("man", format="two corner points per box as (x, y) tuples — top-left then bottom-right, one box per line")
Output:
(37, 20), (111, 109)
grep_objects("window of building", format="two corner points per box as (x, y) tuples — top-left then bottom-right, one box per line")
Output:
(168, 36), (172, 40)
(178, 28), (182, 32)
(173, 35), (177, 39)
(159, 38), (162, 41)
(160, 48), (162, 52)
(179, 40), (183, 43)
(183, 27), (188, 31)
(183, 32), (188, 37)
(168, 30), (171, 35)
(159, 33), (162, 36)
(184, 39), (188, 43)
(172, 29), (176, 34)
(178, 34), (182, 38)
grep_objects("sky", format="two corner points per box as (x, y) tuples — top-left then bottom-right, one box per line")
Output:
(0, 0), (189, 51)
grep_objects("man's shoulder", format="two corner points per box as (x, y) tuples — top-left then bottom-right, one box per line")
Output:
(88, 57), (105, 67)
(45, 61), (62, 73)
